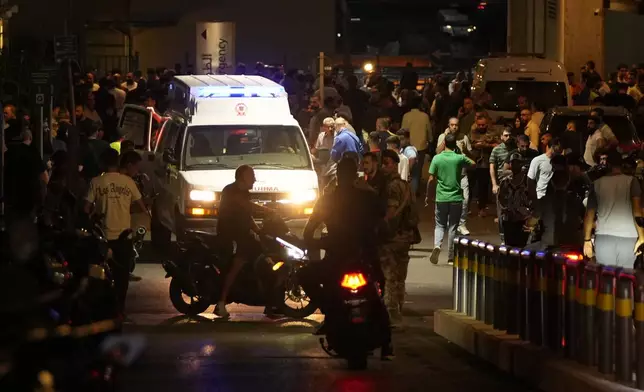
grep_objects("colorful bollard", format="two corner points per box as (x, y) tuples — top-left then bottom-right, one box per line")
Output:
(494, 245), (509, 332)
(476, 241), (487, 321)
(453, 237), (461, 311)
(467, 239), (480, 317)
(597, 266), (617, 375)
(485, 243), (496, 326)
(615, 270), (634, 383)
(457, 237), (470, 314)
(506, 248), (522, 335)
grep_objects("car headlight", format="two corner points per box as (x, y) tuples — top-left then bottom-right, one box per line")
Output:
(288, 189), (317, 204)
(189, 190), (216, 202)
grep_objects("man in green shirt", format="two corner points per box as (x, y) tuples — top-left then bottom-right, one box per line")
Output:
(426, 133), (475, 264)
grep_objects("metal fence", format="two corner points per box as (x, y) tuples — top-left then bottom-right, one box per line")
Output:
(453, 236), (644, 388)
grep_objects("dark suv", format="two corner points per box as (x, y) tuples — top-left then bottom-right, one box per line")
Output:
(540, 106), (640, 156)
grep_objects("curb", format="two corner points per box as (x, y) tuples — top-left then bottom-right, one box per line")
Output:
(434, 309), (639, 392)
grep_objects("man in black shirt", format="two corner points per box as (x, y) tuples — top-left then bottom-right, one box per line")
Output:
(5, 130), (49, 218)
(504, 134), (539, 170)
(215, 165), (273, 318)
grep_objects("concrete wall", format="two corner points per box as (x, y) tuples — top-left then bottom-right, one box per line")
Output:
(604, 10), (644, 73)
(562, 0), (605, 77)
(507, 0), (562, 62)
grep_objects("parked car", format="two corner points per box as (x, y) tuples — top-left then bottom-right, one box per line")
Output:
(540, 106), (640, 156)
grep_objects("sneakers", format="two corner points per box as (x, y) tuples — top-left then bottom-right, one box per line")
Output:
(457, 225), (470, 236)
(214, 301), (230, 318)
(129, 273), (142, 282)
(430, 247), (441, 265)
(447, 260), (454, 266)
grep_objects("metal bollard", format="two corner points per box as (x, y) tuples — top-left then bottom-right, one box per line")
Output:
(615, 270), (634, 383)
(467, 240), (480, 317)
(634, 272), (644, 389)
(580, 263), (600, 366)
(519, 250), (532, 341)
(598, 266), (617, 375)
(564, 258), (582, 359)
(485, 243), (496, 326)
(494, 246), (509, 331)
(457, 238), (470, 313)
(476, 241), (487, 321)
(506, 248), (522, 335)
(547, 254), (567, 354)
(530, 251), (547, 346)
(453, 237), (461, 311)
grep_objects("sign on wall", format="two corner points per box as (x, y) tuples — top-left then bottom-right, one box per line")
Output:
(195, 22), (236, 75)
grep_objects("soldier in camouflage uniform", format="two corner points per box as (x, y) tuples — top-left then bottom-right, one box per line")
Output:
(379, 149), (414, 325)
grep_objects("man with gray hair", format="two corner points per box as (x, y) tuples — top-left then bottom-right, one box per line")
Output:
(312, 117), (337, 188)
(334, 116), (356, 135)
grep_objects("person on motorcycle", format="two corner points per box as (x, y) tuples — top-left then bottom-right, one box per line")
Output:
(215, 165), (276, 318)
(299, 156), (394, 360)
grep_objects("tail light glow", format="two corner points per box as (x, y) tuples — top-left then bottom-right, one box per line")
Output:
(341, 273), (367, 291)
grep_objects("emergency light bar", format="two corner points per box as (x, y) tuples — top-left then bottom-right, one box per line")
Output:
(194, 86), (287, 99)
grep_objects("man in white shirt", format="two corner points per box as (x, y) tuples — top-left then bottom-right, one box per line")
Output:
(312, 117), (337, 188)
(84, 149), (147, 317)
(386, 135), (410, 181)
(584, 109), (617, 166)
(108, 79), (126, 112)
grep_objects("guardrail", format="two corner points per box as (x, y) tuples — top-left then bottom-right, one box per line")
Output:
(453, 236), (644, 388)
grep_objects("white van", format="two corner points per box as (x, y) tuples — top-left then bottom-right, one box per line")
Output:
(125, 75), (318, 244)
(471, 55), (572, 122)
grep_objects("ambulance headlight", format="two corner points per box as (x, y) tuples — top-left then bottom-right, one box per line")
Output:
(189, 190), (216, 202)
(288, 189), (317, 204)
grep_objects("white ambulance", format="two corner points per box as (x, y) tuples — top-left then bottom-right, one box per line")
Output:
(123, 75), (318, 244)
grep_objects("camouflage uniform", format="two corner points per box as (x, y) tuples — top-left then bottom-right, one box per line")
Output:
(379, 172), (413, 323)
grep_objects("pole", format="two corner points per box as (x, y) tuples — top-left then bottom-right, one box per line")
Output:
(318, 52), (325, 104)
(0, 102), (4, 221)
(39, 106), (44, 158)
(68, 59), (76, 126)
(49, 84), (54, 145)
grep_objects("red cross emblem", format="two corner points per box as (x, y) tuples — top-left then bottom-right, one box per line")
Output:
(235, 103), (247, 116)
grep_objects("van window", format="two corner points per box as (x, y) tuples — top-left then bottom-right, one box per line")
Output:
(119, 107), (149, 148)
(482, 81), (568, 112)
(157, 121), (180, 152)
(182, 125), (311, 170)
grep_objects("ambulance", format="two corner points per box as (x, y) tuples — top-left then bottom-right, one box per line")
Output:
(120, 75), (318, 245)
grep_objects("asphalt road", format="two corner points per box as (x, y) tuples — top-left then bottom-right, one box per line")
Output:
(118, 203), (534, 391)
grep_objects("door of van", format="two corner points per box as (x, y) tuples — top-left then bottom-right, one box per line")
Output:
(118, 104), (155, 151)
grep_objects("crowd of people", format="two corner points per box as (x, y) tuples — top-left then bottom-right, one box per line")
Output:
(4, 58), (644, 327)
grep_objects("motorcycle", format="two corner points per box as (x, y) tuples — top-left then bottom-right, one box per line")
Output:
(131, 226), (147, 273)
(317, 259), (390, 370)
(162, 214), (317, 318)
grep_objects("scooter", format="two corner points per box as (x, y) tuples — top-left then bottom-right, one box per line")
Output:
(162, 214), (317, 318)
(318, 260), (390, 370)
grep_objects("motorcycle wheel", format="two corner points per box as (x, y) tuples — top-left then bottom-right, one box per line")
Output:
(347, 354), (368, 370)
(279, 281), (317, 319)
(169, 278), (211, 316)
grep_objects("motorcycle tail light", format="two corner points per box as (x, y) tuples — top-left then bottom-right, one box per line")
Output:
(340, 273), (367, 291)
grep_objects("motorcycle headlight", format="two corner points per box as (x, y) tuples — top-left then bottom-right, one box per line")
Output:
(276, 237), (305, 260)
(189, 190), (216, 202)
(287, 189), (317, 204)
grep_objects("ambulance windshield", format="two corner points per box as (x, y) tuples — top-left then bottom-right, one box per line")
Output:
(182, 125), (312, 170)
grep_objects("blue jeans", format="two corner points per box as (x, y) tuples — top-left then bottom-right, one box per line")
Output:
(434, 201), (463, 260)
